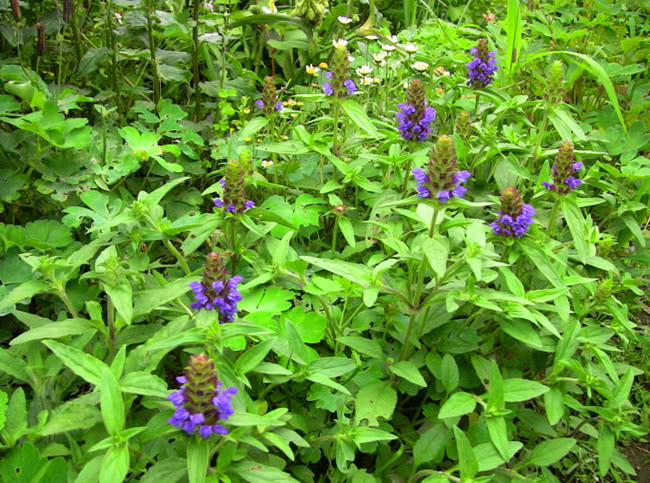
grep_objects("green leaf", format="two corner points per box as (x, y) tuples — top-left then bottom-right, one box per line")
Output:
(355, 381), (397, 426)
(100, 367), (124, 436)
(413, 423), (449, 469)
(234, 338), (277, 374)
(337, 216), (356, 248)
(306, 372), (351, 395)
(488, 360), (505, 411)
(0, 390), (8, 432)
(423, 236), (448, 280)
(349, 427), (397, 447)
(187, 437), (210, 483)
(0, 280), (50, 312)
(519, 239), (565, 288)
(474, 441), (524, 472)
(597, 423), (615, 477)
(389, 361), (426, 387)
(10, 318), (92, 345)
(611, 368), (634, 407)
(440, 354), (459, 393)
(562, 197), (588, 262)
(120, 372), (169, 398)
(301, 256), (373, 288)
(104, 280), (133, 325)
(238, 117), (268, 141)
(500, 319), (544, 350)
(284, 307), (327, 344)
(41, 398), (102, 436)
(43, 340), (109, 386)
(99, 446), (129, 483)
(438, 392), (477, 419)
(0, 347), (31, 383)
(229, 13), (313, 40)
(454, 426), (478, 479)
(520, 438), (576, 467)
(503, 379), (549, 402)
(227, 412), (286, 427)
(337, 336), (383, 359)
(341, 99), (379, 138)
(133, 275), (195, 318)
(486, 416), (511, 462)
(623, 215), (647, 247)
(504, 0), (522, 77)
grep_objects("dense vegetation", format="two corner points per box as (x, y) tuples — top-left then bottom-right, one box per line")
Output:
(0, 0), (649, 481)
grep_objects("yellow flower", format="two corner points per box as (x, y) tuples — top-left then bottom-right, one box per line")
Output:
(296, 101), (304, 106)
(245, 137), (252, 142)
(286, 98), (297, 106)
(360, 77), (374, 86)
(243, 108), (251, 114)
(305, 64), (320, 75)
(319, 62), (328, 69)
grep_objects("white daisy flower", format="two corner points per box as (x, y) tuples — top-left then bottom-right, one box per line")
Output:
(305, 64), (320, 75)
(356, 65), (373, 76)
(403, 43), (418, 53)
(382, 43), (396, 52)
(338, 16), (353, 24)
(360, 76), (374, 86)
(262, 160), (273, 168)
(412, 61), (429, 71)
(372, 52), (387, 63)
(333, 38), (348, 49)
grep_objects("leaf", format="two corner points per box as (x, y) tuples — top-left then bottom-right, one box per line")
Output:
(104, 280), (133, 325)
(306, 372), (351, 395)
(341, 99), (379, 138)
(519, 239), (565, 288)
(238, 117), (268, 141)
(355, 381), (397, 426)
(505, 0), (522, 77)
(503, 379), (549, 402)
(413, 423), (449, 469)
(40, 399), (102, 436)
(120, 372), (169, 398)
(389, 361), (426, 387)
(229, 13), (313, 40)
(0, 390), (7, 432)
(597, 423), (615, 477)
(99, 446), (129, 483)
(520, 438), (576, 467)
(43, 340), (110, 386)
(0, 280), (50, 312)
(0, 347), (31, 383)
(337, 216), (356, 248)
(284, 307), (327, 344)
(500, 319), (544, 350)
(337, 336), (383, 359)
(486, 416), (511, 462)
(440, 354), (459, 393)
(454, 426), (478, 480)
(438, 392), (477, 419)
(349, 427), (397, 446)
(474, 441), (524, 472)
(301, 256), (373, 288)
(423, 236), (448, 279)
(133, 275), (195, 318)
(100, 367), (124, 436)
(10, 318), (92, 345)
(187, 437), (210, 483)
(488, 361), (505, 411)
(234, 338), (277, 374)
(562, 197), (589, 261)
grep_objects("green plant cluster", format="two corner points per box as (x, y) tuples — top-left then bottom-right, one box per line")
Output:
(0, 0), (649, 482)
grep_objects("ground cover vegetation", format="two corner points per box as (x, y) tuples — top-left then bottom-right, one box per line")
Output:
(0, 0), (649, 481)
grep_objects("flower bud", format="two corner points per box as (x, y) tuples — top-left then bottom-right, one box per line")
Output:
(255, 76), (283, 113)
(11, 0), (21, 19)
(545, 60), (565, 103)
(213, 152), (255, 214)
(322, 41), (357, 97)
(455, 110), (472, 139)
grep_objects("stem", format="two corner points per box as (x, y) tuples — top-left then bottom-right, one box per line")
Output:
(331, 217), (339, 253)
(192, 0), (201, 121)
(547, 198), (561, 237)
(428, 205), (440, 238)
(474, 91), (480, 115)
(145, 0), (160, 111)
(105, 0), (123, 122)
(332, 100), (341, 156)
(70, 2), (82, 71)
(107, 295), (116, 361)
(401, 155), (412, 193)
(57, 289), (80, 318)
(534, 107), (549, 160)
(163, 239), (192, 275)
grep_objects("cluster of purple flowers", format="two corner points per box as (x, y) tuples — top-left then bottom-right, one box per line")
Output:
(214, 197), (255, 213)
(168, 354), (237, 438)
(322, 72), (357, 96)
(466, 38), (498, 88)
(396, 104), (436, 141)
(542, 141), (584, 194)
(189, 275), (243, 321)
(543, 162), (583, 192)
(412, 168), (471, 203)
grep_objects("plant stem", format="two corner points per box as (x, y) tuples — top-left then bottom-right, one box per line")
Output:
(163, 239), (192, 275)
(332, 100), (341, 156)
(107, 295), (116, 361)
(145, 0), (160, 111)
(547, 198), (561, 237)
(70, 2), (82, 71)
(534, 107), (549, 160)
(428, 205), (440, 238)
(331, 217), (339, 253)
(57, 289), (80, 318)
(105, 0), (123, 122)
(192, 0), (201, 121)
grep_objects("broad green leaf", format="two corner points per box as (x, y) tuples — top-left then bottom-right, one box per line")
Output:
(227, 412), (285, 427)
(99, 446), (129, 483)
(301, 256), (373, 288)
(500, 319), (544, 350)
(503, 379), (549, 402)
(355, 381), (397, 426)
(440, 354), (459, 393)
(520, 438), (576, 467)
(337, 336), (383, 359)
(187, 437), (210, 483)
(438, 392), (477, 419)
(41, 399), (102, 436)
(486, 416), (510, 462)
(0, 390), (7, 432)
(0, 280), (50, 312)
(454, 426), (478, 479)
(100, 367), (124, 436)
(341, 99), (379, 138)
(337, 216), (356, 248)
(562, 197), (588, 262)
(43, 340), (109, 386)
(474, 441), (524, 472)
(306, 372), (351, 395)
(488, 361), (505, 411)
(104, 280), (133, 325)
(504, 0), (522, 77)
(389, 361), (426, 387)
(519, 239), (565, 288)
(120, 372), (168, 398)
(10, 318), (92, 345)
(0, 347), (31, 383)
(413, 423), (449, 469)
(133, 275), (196, 318)
(349, 427), (398, 446)
(423, 236), (448, 280)
(234, 338), (277, 374)
(597, 423), (615, 477)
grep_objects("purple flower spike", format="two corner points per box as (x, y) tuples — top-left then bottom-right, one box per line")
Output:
(491, 187), (535, 237)
(322, 83), (334, 96)
(275, 101), (283, 111)
(467, 38), (498, 88)
(396, 81), (436, 141)
(543, 142), (584, 194)
(166, 354), (238, 438)
(255, 100), (264, 110)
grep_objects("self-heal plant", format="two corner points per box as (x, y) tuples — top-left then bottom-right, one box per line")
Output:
(322, 39), (357, 97)
(395, 79), (436, 142)
(412, 135), (471, 203)
(255, 76), (283, 113)
(489, 187), (535, 237)
(189, 252), (243, 322)
(168, 354), (237, 438)
(214, 151), (255, 213)
(466, 38), (498, 88)
(543, 141), (584, 193)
